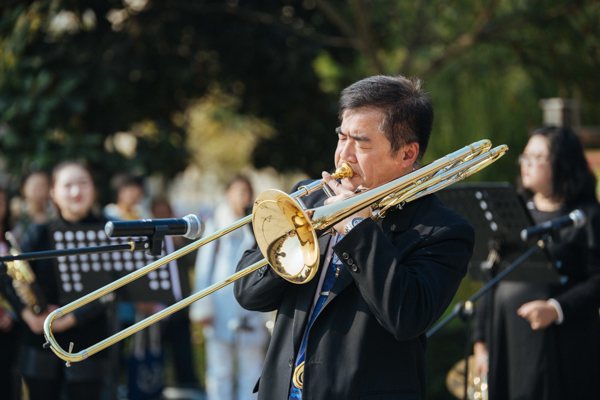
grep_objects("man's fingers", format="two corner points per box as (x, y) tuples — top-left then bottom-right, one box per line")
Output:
(322, 171), (352, 196)
(324, 193), (345, 205)
(322, 171), (339, 194)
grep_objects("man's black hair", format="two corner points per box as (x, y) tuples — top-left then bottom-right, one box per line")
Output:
(339, 75), (434, 166)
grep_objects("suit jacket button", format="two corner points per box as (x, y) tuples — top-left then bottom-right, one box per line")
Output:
(351, 264), (358, 272)
(342, 252), (349, 260)
(289, 358), (294, 367)
(347, 259), (354, 265)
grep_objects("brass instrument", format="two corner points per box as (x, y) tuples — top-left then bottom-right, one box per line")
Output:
(446, 356), (488, 400)
(5, 232), (47, 314)
(44, 139), (508, 365)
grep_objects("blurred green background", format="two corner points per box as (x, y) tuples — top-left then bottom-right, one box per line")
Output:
(2, 1), (599, 398)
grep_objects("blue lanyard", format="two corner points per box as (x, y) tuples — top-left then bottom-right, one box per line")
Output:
(289, 235), (344, 399)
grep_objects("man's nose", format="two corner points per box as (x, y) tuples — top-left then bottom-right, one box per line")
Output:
(339, 141), (356, 162)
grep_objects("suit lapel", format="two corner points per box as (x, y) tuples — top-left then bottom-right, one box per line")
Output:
(292, 233), (331, 354)
(320, 266), (353, 311)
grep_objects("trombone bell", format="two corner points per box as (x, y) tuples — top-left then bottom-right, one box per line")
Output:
(253, 189), (320, 284)
(251, 160), (354, 284)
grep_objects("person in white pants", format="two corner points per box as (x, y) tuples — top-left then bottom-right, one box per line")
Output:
(190, 176), (270, 400)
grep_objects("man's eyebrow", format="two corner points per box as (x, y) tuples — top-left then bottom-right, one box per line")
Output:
(335, 127), (370, 142)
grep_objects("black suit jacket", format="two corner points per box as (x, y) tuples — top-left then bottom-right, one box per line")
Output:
(234, 180), (475, 400)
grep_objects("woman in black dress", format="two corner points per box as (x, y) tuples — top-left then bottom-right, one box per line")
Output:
(473, 126), (600, 399)
(12, 161), (108, 400)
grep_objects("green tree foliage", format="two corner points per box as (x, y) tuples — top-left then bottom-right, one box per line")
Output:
(276, 0), (600, 180)
(2, 0), (598, 188)
(0, 0), (342, 190)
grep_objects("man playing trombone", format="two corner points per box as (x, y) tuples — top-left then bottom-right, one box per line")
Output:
(234, 75), (476, 400)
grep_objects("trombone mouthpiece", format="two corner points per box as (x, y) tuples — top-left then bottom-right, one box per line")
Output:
(331, 162), (354, 180)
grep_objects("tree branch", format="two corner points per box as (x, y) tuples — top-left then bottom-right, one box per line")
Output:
(349, 0), (384, 74)
(172, 2), (357, 48)
(419, 0), (499, 78)
(314, 0), (356, 38)
(398, 2), (427, 76)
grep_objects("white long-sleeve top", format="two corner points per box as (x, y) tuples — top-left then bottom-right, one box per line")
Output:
(190, 203), (270, 345)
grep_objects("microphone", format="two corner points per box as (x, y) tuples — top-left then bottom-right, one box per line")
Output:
(520, 210), (586, 241)
(105, 214), (204, 240)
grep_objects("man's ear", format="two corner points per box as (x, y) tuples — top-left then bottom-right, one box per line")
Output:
(396, 142), (420, 169)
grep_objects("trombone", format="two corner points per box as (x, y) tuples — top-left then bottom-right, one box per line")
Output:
(44, 139), (508, 365)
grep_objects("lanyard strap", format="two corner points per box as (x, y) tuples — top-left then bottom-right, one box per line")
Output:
(289, 235), (344, 399)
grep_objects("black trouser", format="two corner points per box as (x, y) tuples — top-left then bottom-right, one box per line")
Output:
(0, 327), (22, 400)
(21, 345), (107, 400)
(24, 377), (104, 400)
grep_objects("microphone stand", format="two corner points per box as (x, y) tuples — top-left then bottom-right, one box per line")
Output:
(0, 227), (175, 264)
(0, 232), (168, 400)
(0, 241), (149, 264)
(426, 235), (551, 400)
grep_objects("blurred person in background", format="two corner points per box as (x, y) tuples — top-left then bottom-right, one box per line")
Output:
(473, 126), (600, 399)
(190, 176), (270, 400)
(103, 173), (150, 323)
(151, 197), (200, 389)
(103, 174), (149, 221)
(5, 161), (109, 400)
(0, 187), (22, 400)
(12, 171), (53, 241)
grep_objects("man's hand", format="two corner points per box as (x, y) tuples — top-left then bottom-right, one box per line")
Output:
(322, 171), (371, 236)
(517, 300), (558, 330)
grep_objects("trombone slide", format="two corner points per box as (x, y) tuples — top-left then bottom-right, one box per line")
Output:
(43, 140), (507, 364)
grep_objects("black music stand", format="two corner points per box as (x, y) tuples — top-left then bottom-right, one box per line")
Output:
(49, 224), (189, 304)
(433, 183), (560, 400)
(48, 224), (191, 400)
(436, 183), (560, 284)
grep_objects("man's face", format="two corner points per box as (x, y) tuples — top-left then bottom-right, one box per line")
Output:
(334, 107), (414, 192)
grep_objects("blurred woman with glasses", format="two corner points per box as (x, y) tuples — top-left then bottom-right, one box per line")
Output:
(473, 126), (600, 399)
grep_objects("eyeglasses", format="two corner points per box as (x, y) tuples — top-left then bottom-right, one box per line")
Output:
(518, 154), (549, 166)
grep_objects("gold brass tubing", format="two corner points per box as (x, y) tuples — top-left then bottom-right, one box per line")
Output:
(464, 145), (509, 177)
(306, 141), (504, 234)
(44, 258), (269, 363)
(330, 161), (354, 180)
(293, 161), (353, 199)
(398, 146), (509, 204)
